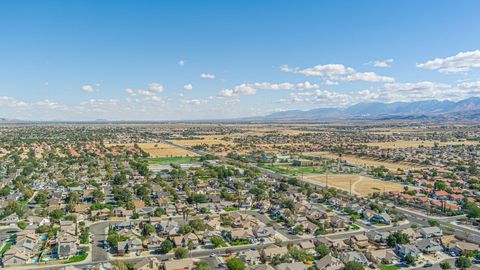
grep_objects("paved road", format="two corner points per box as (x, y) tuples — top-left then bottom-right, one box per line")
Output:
(90, 222), (110, 262)
(50, 140), (476, 270)
(397, 207), (480, 244)
(170, 140), (480, 244)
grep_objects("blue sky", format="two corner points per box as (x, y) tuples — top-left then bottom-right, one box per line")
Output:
(1, 0), (480, 120)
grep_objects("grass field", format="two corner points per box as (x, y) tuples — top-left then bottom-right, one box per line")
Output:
(364, 140), (479, 149)
(64, 253), (88, 264)
(263, 164), (330, 175)
(302, 174), (410, 196)
(145, 156), (199, 164)
(379, 265), (400, 270)
(107, 143), (197, 157)
(0, 242), (12, 255)
(306, 152), (419, 171)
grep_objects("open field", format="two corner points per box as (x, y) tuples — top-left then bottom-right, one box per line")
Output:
(106, 143), (198, 157)
(144, 156), (199, 164)
(263, 163), (330, 175)
(364, 140), (479, 149)
(306, 152), (420, 171)
(302, 174), (410, 196)
(169, 136), (234, 147)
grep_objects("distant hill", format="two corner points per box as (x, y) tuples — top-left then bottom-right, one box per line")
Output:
(261, 97), (480, 121)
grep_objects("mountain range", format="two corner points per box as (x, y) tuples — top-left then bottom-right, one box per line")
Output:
(262, 97), (480, 121)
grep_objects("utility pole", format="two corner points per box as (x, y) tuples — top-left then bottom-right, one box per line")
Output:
(350, 178), (352, 195)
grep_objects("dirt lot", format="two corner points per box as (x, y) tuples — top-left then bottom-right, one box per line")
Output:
(306, 152), (420, 171)
(364, 140), (479, 149)
(169, 135), (234, 147)
(107, 143), (198, 157)
(302, 174), (410, 196)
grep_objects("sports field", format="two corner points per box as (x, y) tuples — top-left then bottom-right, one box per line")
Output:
(306, 152), (420, 171)
(302, 174), (410, 196)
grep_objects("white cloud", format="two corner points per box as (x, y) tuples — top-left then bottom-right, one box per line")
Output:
(278, 90), (352, 106)
(36, 99), (64, 110)
(125, 84), (166, 104)
(180, 99), (208, 105)
(371, 81), (452, 102)
(200, 73), (215, 79)
(183, 84), (193, 90)
(81, 85), (95, 93)
(148, 83), (164, 93)
(417, 50), (480, 74)
(281, 63), (394, 82)
(367, 59), (394, 68)
(0, 96), (29, 108)
(178, 60), (185, 66)
(458, 80), (480, 89)
(217, 81), (319, 98)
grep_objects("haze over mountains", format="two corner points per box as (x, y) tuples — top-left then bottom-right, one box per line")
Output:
(263, 97), (480, 121)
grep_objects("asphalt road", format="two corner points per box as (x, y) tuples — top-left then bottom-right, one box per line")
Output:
(48, 140), (476, 270)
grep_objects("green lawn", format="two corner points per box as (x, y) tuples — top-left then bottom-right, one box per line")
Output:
(263, 164), (331, 175)
(225, 207), (240, 212)
(350, 224), (361, 230)
(64, 253), (88, 264)
(145, 157), (198, 164)
(0, 242), (12, 255)
(230, 239), (251, 246)
(379, 265), (400, 270)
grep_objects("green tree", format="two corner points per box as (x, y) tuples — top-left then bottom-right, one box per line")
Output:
(154, 207), (166, 217)
(404, 254), (416, 266)
(455, 256), (472, 270)
(288, 247), (314, 263)
(440, 261), (451, 269)
(386, 232), (410, 247)
(158, 240), (174, 254)
(143, 223), (155, 236)
(226, 258), (245, 270)
(428, 219), (440, 227)
(315, 244), (329, 258)
(174, 247), (189, 259)
(344, 261), (364, 270)
(195, 261), (209, 270)
(211, 236), (226, 248)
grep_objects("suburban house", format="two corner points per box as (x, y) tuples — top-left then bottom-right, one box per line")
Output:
(315, 254), (344, 270)
(395, 244), (421, 259)
(418, 226), (443, 238)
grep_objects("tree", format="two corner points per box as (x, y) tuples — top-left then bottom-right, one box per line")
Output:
(404, 254), (416, 266)
(440, 261), (451, 269)
(293, 225), (305, 235)
(143, 223), (155, 236)
(195, 261), (209, 270)
(189, 219), (206, 231)
(211, 236), (226, 248)
(288, 247), (314, 263)
(315, 244), (329, 259)
(344, 261), (364, 270)
(174, 247), (189, 259)
(455, 256), (472, 270)
(465, 203), (480, 219)
(226, 258), (245, 270)
(154, 207), (166, 217)
(386, 232), (410, 247)
(434, 180), (446, 191)
(428, 219), (440, 227)
(158, 240), (174, 254)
